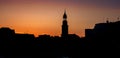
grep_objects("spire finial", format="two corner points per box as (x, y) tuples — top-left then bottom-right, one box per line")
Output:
(64, 9), (66, 13)
(63, 9), (67, 19)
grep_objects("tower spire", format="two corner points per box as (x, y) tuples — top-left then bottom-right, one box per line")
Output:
(63, 10), (67, 19)
(61, 10), (68, 38)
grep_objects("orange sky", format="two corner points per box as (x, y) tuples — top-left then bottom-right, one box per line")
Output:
(0, 0), (120, 37)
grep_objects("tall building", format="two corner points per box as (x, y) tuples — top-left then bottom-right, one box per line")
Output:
(61, 11), (68, 38)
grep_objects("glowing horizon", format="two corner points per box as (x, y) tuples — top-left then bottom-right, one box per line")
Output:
(0, 0), (120, 37)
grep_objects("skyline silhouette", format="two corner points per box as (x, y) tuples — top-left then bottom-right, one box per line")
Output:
(0, 0), (120, 37)
(0, 10), (120, 38)
(0, 14), (120, 57)
(0, 0), (120, 57)
(0, 10), (120, 57)
(0, 11), (80, 38)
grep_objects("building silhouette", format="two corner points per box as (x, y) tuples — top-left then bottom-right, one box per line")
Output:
(85, 21), (120, 48)
(61, 10), (68, 38)
(1, 11), (120, 57)
(0, 27), (15, 41)
(15, 33), (35, 40)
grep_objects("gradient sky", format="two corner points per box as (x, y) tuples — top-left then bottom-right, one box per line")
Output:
(0, 0), (120, 37)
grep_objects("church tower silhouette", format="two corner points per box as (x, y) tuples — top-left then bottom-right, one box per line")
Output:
(61, 10), (68, 38)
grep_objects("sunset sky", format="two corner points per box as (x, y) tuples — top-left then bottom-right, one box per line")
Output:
(0, 0), (120, 37)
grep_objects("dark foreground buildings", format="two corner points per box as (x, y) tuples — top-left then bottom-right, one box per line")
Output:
(0, 11), (120, 57)
(85, 20), (120, 48)
(0, 11), (81, 57)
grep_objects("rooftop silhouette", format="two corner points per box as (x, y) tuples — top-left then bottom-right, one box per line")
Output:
(85, 20), (120, 48)
(0, 11), (81, 57)
(0, 11), (120, 57)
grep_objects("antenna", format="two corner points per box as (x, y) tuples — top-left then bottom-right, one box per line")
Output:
(64, 9), (66, 14)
